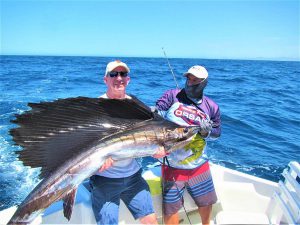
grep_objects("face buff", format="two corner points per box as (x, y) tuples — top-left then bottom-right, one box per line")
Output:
(185, 78), (208, 102)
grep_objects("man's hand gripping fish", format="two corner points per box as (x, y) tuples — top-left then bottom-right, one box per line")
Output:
(8, 96), (200, 225)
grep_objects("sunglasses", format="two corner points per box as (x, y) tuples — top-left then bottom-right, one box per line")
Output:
(108, 71), (128, 78)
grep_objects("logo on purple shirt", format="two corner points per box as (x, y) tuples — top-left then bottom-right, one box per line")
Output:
(174, 105), (208, 125)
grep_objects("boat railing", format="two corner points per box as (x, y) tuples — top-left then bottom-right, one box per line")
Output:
(268, 161), (300, 224)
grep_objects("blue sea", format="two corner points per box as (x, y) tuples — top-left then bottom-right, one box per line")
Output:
(0, 55), (299, 211)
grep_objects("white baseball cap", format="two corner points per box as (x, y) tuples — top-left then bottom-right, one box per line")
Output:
(183, 65), (208, 79)
(105, 60), (130, 76)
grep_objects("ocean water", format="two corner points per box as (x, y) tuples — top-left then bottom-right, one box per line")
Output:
(0, 55), (299, 210)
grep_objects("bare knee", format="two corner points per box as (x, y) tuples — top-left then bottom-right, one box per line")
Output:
(139, 213), (158, 225)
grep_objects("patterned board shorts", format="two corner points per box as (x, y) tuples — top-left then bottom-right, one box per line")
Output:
(162, 162), (218, 215)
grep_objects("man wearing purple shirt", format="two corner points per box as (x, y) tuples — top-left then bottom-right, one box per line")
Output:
(156, 65), (221, 225)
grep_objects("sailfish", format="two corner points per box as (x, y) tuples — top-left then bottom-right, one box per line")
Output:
(8, 95), (199, 224)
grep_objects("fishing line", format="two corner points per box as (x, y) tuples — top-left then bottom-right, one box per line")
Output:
(161, 47), (180, 90)
(162, 157), (192, 225)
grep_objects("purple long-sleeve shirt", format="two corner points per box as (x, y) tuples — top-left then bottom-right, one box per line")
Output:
(156, 89), (221, 169)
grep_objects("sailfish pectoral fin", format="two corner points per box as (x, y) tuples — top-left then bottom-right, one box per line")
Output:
(62, 187), (78, 221)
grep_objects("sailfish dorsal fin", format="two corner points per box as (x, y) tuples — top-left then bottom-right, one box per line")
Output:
(10, 96), (155, 178)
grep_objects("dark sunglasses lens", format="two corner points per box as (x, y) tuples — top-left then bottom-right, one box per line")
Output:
(109, 72), (118, 77)
(120, 72), (128, 77)
(109, 72), (128, 77)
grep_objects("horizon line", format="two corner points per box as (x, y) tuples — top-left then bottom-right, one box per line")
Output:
(1, 54), (299, 63)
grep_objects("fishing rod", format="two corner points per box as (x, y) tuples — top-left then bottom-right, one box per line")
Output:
(162, 47), (180, 89)
(161, 49), (192, 225)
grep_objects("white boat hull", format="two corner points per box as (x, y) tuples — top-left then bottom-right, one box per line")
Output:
(1, 162), (299, 225)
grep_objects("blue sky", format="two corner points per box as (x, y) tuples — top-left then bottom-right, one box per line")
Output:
(1, 0), (299, 61)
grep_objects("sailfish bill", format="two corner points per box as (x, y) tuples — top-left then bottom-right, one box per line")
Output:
(8, 96), (200, 225)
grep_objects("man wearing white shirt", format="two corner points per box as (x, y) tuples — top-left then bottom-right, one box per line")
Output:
(90, 60), (164, 225)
